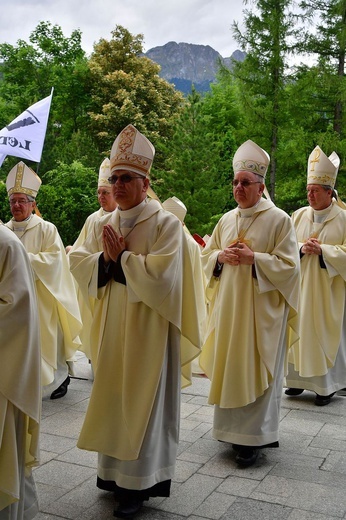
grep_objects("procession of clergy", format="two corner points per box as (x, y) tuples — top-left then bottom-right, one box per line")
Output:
(1, 124), (345, 519)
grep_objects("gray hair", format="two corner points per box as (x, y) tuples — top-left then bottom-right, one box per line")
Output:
(9, 194), (36, 202)
(321, 185), (335, 198)
(253, 173), (265, 185)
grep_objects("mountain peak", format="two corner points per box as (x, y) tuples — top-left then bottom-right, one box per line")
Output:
(144, 41), (245, 94)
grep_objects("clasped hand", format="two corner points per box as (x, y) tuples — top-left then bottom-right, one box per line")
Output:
(218, 241), (254, 266)
(102, 224), (126, 263)
(301, 237), (321, 256)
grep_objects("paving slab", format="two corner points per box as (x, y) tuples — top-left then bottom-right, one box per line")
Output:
(32, 353), (346, 520)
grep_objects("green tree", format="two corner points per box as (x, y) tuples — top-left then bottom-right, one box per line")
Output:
(299, 0), (346, 137)
(289, 0), (346, 204)
(0, 181), (10, 224)
(35, 161), (99, 245)
(202, 64), (243, 171)
(275, 65), (346, 213)
(86, 25), (184, 169)
(155, 86), (233, 236)
(232, 0), (301, 200)
(0, 22), (95, 174)
(273, 0), (346, 210)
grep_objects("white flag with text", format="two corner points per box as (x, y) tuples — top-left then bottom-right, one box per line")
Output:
(0, 89), (53, 165)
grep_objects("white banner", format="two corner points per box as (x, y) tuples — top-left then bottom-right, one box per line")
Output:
(0, 89), (53, 165)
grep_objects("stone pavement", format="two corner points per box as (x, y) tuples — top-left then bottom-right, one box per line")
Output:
(34, 351), (346, 520)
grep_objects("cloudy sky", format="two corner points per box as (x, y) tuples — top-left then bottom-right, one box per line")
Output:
(2, 0), (245, 57)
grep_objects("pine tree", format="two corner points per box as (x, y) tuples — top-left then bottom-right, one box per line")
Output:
(299, 0), (346, 137)
(155, 87), (233, 235)
(232, 0), (301, 200)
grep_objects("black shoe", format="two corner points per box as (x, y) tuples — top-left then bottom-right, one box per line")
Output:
(50, 376), (70, 400)
(235, 447), (259, 467)
(285, 388), (304, 396)
(114, 500), (143, 519)
(314, 392), (335, 406)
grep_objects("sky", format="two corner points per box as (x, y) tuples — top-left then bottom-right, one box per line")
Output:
(1, 0), (245, 58)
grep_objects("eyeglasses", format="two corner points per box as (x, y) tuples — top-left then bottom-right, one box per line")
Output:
(9, 199), (32, 206)
(232, 180), (262, 188)
(108, 174), (144, 184)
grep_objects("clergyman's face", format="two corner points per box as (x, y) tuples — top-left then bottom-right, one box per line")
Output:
(9, 194), (35, 221)
(232, 171), (264, 209)
(110, 170), (149, 210)
(307, 184), (332, 210)
(97, 187), (117, 212)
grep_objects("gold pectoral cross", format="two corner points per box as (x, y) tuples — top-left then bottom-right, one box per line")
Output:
(231, 212), (261, 248)
(304, 224), (326, 242)
(229, 229), (251, 248)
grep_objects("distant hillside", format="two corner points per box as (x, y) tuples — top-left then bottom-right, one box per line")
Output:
(144, 42), (246, 94)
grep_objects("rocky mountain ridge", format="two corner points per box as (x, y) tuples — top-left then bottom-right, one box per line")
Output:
(144, 41), (245, 94)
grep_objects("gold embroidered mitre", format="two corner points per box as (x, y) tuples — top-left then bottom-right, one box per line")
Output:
(307, 146), (339, 188)
(98, 158), (111, 187)
(233, 140), (270, 178)
(6, 161), (41, 197)
(110, 124), (155, 177)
